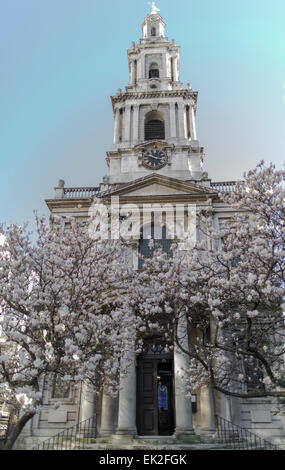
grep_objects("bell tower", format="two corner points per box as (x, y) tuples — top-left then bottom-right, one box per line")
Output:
(107, 6), (204, 184)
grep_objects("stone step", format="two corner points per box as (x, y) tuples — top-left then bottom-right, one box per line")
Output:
(82, 442), (236, 451)
(135, 436), (175, 445)
(38, 435), (277, 451)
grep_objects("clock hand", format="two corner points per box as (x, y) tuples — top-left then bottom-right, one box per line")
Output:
(147, 155), (162, 160)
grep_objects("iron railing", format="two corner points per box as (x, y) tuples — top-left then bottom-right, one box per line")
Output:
(35, 414), (97, 450)
(215, 415), (280, 450)
(34, 413), (281, 450)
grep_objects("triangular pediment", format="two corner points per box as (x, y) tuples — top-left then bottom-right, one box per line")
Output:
(101, 174), (216, 199)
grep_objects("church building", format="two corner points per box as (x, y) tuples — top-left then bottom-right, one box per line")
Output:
(21, 6), (285, 448)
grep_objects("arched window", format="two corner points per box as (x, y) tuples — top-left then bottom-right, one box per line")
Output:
(138, 223), (172, 270)
(151, 27), (156, 37)
(145, 110), (165, 140)
(149, 62), (159, 79)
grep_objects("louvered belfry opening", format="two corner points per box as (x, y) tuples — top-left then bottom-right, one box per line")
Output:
(145, 110), (165, 141)
(149, 62), (159, 79)
(149, 69), (159, 78)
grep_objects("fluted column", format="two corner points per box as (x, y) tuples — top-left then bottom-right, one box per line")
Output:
(174, 313), (197, 442)
(100, 392), (116, 436)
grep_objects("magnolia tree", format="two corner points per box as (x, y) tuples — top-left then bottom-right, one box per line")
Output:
(133, 162), (285, 401)
(0, 216), (133, 449)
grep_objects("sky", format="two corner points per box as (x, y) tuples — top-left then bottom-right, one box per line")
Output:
(0, 0), (284, 227)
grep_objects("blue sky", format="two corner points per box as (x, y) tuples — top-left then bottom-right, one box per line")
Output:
(0, 0), (284, 226)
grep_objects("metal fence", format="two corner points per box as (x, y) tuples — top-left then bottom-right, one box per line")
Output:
(35, 414), (97, 450)
(215, 415), (280, 450)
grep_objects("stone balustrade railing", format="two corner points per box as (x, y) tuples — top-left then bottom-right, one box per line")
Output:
(63, 187), (100, 199)
(210, 181), (240, 193)
(55, 181), (240, 200)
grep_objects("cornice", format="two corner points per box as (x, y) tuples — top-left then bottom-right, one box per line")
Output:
(45, 198), (93, 212)
(128, 41), (179, 56)
(99, 194), (217, 207)
(100, 173), (218, 198)
(111, 89), (198, 105)
(107, 143), (204, 158)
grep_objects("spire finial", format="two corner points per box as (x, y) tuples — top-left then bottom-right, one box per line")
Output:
(149, 2), (160, 15)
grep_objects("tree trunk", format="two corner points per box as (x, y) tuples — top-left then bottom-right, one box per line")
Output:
(3, 411), (36, 450)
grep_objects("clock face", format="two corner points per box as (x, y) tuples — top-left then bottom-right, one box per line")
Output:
(142, 148), (167, 170)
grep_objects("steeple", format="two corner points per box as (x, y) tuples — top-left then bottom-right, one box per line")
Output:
(107, 9), (204, 184)
(127, 9), (181, 93)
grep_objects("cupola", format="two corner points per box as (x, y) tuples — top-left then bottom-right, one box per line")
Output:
(142, 3), (166, 39)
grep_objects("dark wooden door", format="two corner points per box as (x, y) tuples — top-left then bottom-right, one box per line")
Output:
(137, 356), (174, 435)
(137, 358), (158, 435)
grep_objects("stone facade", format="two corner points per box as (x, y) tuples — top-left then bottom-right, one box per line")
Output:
(18, 9), (285, 449)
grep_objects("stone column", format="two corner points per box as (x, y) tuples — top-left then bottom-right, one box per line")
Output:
(113, 107), (120, 144)
(178, 103), (186, 141)
(113, 340), (137, 443)
(200, 318), (216, 435)
(200, 385), (216, 435)
(140, 54), (145, 79)
(162, 52), (167, 79)
(132, 105), (139, 143)
(100, 392), (116, 436)
(189, 104), (197, 141)
(130, 61), (135, 85)
(123, 105), (131, 143)
(79, 382), (96, 437)
(170, 102), (177, 139)
(173, 313), (197, 443)
(173, 57), (178, 81)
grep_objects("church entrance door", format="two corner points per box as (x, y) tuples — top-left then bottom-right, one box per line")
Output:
(136, 345), (174, 436)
